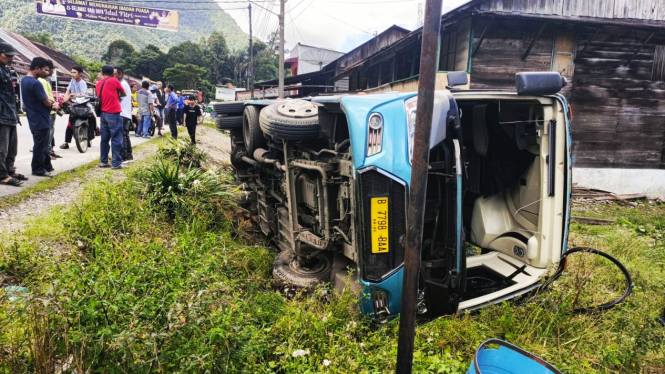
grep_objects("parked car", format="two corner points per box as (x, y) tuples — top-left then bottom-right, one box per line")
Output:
(220, 72), (572, 322)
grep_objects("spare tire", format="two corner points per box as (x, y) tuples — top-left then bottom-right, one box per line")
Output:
(273, 249), (333, 289)
(259, 100), (321, 141)
(212, 102), (245, 115)
(216, 115), (243, 130)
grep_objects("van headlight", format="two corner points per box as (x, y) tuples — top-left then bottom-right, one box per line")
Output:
(366, 113), (384, 156)
(404, 97), (417, 164)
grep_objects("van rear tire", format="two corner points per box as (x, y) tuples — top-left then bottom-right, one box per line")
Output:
(273, 249), (332, 289)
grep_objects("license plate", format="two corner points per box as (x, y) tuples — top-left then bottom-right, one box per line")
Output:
(371, 197), (389, 254)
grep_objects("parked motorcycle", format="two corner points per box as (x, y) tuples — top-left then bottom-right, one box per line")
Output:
(63, 94), (97, 153)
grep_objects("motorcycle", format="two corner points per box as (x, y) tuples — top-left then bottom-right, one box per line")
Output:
(63, 94), (97, 153)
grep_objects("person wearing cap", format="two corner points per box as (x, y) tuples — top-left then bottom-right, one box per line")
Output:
(149, 84), (163, 136)
(175, 91), (185, 126)
(0, 42), (27, 186)
(165, 84), (178, 139)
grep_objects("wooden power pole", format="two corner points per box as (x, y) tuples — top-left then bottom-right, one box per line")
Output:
(395, 0), (443, 372)
(278, 0), (285, 98)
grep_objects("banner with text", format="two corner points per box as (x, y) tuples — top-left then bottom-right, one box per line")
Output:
(37, 0), (179, 32)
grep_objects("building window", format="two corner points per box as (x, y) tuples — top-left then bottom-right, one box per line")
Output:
(653, 45), (665, 82)
(369, 65), (380, 87)
(394, 48), (413, 81)
(380, 60), (394, 85)
(394, 45), (420, 81)
(439, 29), (458, 71)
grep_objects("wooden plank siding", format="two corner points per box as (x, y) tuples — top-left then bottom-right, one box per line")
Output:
(469, 17), (555, 89)
(570, 26), (665, 168)
(484, 0), (665, 21)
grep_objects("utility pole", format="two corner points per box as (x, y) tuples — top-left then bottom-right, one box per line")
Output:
(395, 0), (443, 373)
(249, 3), (254, 99)
(278, 0), (285, 98)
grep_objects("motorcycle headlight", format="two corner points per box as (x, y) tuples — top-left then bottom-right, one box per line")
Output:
(366, 113), (383, 157)
(404, 97), (418, 164)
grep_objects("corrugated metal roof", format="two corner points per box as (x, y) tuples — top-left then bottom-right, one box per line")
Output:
(0, 29), (77, 79)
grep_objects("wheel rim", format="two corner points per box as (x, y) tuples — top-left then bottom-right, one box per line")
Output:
(276, 100), (318, 118)
(286, 252), (331, 277)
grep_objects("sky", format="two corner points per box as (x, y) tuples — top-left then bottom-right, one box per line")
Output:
(218, 0), (471, 53)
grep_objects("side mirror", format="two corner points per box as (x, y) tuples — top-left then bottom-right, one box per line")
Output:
(516, 72), (568, 96)
(447, 71), (469, 88)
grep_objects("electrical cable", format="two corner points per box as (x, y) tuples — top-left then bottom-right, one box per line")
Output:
(540, 247), (633, 314)
(309, 5), (373, 35)
(285, 0), (314, 25)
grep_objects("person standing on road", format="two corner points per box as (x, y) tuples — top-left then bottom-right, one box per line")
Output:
(113, 67), (133, 162)
(154, 81), (166, 136)
(37, 74), (61, 159)
(149, 84), (163, 137)
(135, 81), (154, 138)
(175, 91), (184, 125)
(21, 57), (58, 178)
(60, 65), (87, 150)
(183, 95), (202, 145)
(165, 84), (178, 139)
(0, 42), (27, 186)
(96, 65), (126, 169)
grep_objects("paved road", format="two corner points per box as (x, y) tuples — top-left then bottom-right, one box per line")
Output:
(0, 115), (158, 199)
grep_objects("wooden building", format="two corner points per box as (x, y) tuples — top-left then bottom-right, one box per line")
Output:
(332, 0), (665, 196)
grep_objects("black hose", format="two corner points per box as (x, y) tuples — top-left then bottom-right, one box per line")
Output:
(544, 247), (633, 314)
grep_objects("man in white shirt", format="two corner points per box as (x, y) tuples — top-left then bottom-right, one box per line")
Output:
(60, 65), (88, 150)
(113, 67), (133, 161)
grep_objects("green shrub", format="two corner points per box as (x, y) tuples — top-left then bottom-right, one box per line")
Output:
(158, 138), (208, 169)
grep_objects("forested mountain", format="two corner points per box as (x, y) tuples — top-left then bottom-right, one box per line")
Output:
(0, 0), (248, 60)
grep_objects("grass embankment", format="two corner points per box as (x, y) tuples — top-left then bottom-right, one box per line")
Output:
(0, 143), (664, 373)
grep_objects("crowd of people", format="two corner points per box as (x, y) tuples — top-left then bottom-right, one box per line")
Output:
(0, 41), (203, 187)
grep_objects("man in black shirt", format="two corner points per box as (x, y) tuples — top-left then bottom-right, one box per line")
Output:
(183, 95), (202, 145)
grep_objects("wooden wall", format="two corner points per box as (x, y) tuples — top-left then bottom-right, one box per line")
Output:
(570, 26), (665, 169)
(469, 16), (665, 169)
(469, 17), (555, 89)
(478, 0), (665, 21)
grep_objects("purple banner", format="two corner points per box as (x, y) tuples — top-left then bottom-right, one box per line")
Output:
(37, 0), (179, 32)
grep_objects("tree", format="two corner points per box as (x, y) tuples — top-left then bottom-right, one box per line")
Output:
(74, 56), (103, 81)
(20, 32), (55, 48)
(122, 44), (169, 81)
(168, 41), (203, 67)
(102, 40), (136, 66)
(202, 31), (229, 85)
(163, 63), (208, 90)
(251, 40), (279, 83)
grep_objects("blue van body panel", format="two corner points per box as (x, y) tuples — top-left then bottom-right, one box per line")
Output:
(358, 268), (405, 317)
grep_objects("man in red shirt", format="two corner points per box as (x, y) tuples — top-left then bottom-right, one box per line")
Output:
(96, 65), (126, 169)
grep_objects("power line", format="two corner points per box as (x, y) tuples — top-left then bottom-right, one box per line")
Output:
(285, 0), (314, 25)
(289, 13), (306, 44)
(310, 5), (373, 35)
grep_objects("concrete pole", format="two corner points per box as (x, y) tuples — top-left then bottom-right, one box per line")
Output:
(249, 4), (254, 100)
(278, 0), (285, 98)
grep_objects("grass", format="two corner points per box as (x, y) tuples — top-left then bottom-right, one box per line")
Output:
(0, 159), (98, 210)
(0, 138), (160, 210)
(0, 154), (664, 373)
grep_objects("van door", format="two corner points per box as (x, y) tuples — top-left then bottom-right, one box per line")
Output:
(421, 130), (467, 317)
